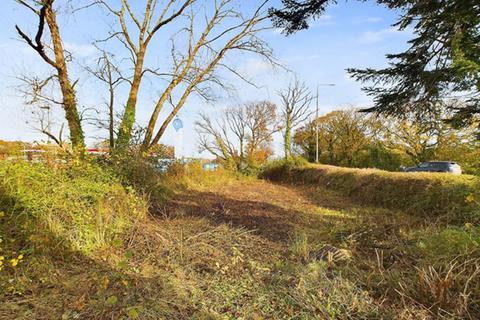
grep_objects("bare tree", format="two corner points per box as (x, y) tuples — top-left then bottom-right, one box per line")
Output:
(278, 79), (313, 159)
(142, 0), (275, 152)
(95, 0), (195, 151)
(15, 0), (85, 154)
(16, 73), (68, 147)
(97, 0), (276, 153)
(86, 52), (124, 149)
(196, 113), (237, 167)
(196, 101), (279, 169)
(27, 105), (65, 147)
(14, 0), (276, 157)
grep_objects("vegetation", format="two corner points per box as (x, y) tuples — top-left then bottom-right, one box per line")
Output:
(196, 101), (280, 172)
(294, 109), (480, 174)
(15, 0), (275, 154)
(2, 159), (480, 318)
(270, 0), (333, 35)
(349, 0), (480, 135)
(16, 0), (85, 153)
(271, 0), (480, 134)
(261, 161), (480, 222)
(278, 79), (314, 160)
(2, 0), (480, 318)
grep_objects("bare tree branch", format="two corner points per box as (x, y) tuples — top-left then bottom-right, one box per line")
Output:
(196, 101), (278, 169)
(15, 4), (57, 68)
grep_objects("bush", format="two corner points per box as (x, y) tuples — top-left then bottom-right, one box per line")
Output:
(261, 163), (480, 223)
(0, 161), (147, 253)
(259, 156), (308, 180)
(102, 154), (174, 212)
(354, 144), (405, 171)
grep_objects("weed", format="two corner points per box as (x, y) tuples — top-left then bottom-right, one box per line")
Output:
(289, 231), (310, 261)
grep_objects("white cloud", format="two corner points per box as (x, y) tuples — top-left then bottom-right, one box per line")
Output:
(238, 59), (274, 78)
(358, 27), (411, 44)
(310, 14), (334, 27)
(64, 42), (96, 58)
(284, 54), (321, 63)
(305, 54), (321, 61)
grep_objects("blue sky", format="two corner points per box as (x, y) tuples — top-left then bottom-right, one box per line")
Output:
(0, 0), (411, 157)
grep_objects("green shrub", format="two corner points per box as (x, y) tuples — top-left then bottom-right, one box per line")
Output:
(105, 155), (174, 210)
(0, 161), (147, 253)
(354, 144), (405, 171)
(258, 156), (308, 180)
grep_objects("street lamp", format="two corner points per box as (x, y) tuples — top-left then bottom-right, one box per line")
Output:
(315, 83), (335, 163)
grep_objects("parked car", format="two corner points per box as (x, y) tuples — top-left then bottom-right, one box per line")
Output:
(404, 161), (462, 174)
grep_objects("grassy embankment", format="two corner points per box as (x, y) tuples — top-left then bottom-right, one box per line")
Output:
(259, 161), (480, 318)
(1, 159), (480, 319)
(261, 161), (480, 223)
(0, 160), (266, 319)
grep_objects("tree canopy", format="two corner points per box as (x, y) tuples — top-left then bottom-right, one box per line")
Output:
(271, 0), (480, 135)
(294, 109), (480, 173)
(269, 0), (334, 35)
(349, 0), (480, 134)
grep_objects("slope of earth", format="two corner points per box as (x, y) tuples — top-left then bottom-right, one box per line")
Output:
(162, 177), (478, 319)
(2, 167), (478, 319)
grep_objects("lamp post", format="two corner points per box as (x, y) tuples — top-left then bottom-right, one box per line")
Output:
(315, 84), (335, 163)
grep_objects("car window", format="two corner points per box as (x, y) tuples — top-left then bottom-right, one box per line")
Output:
(418, 162), (429, 168)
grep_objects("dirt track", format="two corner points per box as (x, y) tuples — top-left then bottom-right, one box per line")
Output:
(166, 178), (413, 254)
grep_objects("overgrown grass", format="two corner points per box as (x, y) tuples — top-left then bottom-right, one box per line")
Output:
(261, 161), (480, 223)
(109, 156), (244, 211)
(259, 160), (480, 318)
(2, 159), (480, 319)
(0, 160), (278, 319)
(0, 161), (147, 253)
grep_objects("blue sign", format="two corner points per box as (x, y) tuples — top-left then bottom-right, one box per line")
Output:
(173, 117), (183, 132)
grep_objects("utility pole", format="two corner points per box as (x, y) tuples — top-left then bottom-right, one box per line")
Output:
(315, 84), (335, 163)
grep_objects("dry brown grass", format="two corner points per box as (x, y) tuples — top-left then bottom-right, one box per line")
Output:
(261, 162), (480, 223)
(2, 161), (480, 319)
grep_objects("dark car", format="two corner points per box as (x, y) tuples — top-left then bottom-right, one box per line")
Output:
(404, 161), (462, 174)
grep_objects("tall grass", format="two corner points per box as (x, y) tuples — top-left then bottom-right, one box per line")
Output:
(261, 161), (480, 223)
(0, 161), (147, 253)
(2, 159), (479, 318)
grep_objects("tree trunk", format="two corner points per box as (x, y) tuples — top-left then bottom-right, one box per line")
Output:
(284, 117), (292, 160)
(44, 5), (85, 154)
(140, 81), (178, 152)
(108, 76), (115, 150)
(115, 48), (146, 152)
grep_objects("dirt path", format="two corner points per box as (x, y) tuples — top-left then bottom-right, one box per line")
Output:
(166, 178), (412, 254)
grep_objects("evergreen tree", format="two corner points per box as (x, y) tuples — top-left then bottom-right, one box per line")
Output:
(348, 0), (480, 134)
(270, 0), (333, 35)
(271, 1), (480, 134)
